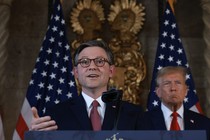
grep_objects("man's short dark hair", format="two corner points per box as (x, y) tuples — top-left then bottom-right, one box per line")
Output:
(73, 39), (114, 66)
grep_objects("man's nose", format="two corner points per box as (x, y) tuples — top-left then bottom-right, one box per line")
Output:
(88, 60), (98, 68)
(170, 82), (177, 90)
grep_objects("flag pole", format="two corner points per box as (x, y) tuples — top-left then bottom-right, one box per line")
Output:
(168, 0), (177, 14)
(158, 0), (164, 32)
(48, 0), (56, 24)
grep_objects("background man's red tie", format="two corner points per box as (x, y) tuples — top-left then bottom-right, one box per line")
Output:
(90, 100), (101, 131)
(170, 112), (180, 130)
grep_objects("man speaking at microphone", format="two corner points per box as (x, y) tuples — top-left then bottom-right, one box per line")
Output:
(30, 39), (143, 131)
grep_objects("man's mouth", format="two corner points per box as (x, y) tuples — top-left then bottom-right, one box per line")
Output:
(87, 74), (99, 78)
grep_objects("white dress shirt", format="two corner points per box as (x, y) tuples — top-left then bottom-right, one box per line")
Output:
(161, 103), (184, 130)
(82, 92), (106, 124)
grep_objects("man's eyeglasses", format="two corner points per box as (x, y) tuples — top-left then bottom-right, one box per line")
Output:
(77, 57), (111, 68)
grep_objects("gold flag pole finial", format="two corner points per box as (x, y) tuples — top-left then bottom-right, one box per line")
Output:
(168, 0), (177, 14)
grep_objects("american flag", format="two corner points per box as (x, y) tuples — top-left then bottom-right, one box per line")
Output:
(13, 0), (78, 139)
(147, 1), (202, 113)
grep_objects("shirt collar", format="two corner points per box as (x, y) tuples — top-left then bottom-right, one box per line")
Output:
(161, 103), (184, 119)
(81, 92), (105, 109)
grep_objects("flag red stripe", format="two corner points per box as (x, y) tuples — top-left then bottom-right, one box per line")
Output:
(16, 114), (29, 140)
(195, 102), (203, 114)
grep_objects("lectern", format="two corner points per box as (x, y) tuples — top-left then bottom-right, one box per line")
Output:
(25, 130), (207, 140)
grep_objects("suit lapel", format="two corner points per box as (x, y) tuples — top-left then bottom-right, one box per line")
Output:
(184, 109), (195, 130)
(102, 102), (116, 130)
(71, 95), (92, 130)
(152, 109), (167, 130)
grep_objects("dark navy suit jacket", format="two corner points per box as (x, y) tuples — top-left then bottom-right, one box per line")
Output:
(46, 94), (143, 130)
(140, 108), (210, 130)
(139, 108), (210, 140)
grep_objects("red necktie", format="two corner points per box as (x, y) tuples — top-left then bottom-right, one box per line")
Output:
(170, 112), (180, 130)
(90, 100), (101, 131)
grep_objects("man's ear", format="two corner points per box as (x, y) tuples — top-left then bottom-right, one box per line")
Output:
(73, 67), (78, 78)
(185, 85), (189, 96)
(156, 87), (161, 98)
(109, 65), (115, 78)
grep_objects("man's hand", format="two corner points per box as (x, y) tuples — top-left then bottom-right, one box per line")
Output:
(30, 107), (58, 131)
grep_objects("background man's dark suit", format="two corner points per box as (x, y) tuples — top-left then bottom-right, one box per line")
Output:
(140, 108), (210, 130)
(140, 108), (210, 140)
(46, 94), (143, 130)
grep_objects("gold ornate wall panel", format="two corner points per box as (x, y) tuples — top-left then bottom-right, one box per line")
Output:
(70, 0), (105, 43)
(70, 0), (146, 105)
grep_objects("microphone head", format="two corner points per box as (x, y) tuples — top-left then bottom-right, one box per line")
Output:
(102, 89), (123, 103)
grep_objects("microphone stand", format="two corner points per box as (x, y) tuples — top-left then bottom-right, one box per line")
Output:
(102, 89), (123, 130)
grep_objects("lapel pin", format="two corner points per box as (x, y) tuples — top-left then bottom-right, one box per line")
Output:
(190, 119), (194, 123)
(112, 106), (116, 108)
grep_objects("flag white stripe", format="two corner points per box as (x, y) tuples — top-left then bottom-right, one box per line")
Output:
(21, 98), (33, 128)
(190, 105), (199, 113)
(12, 130), (21, 140)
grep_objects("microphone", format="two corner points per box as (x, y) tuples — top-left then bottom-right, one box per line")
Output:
(102, 89), (123, 130)
(102, 89), (123, 103)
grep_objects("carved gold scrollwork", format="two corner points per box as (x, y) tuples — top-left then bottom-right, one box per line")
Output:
(108, 0), (146, 104)
(70, 0), (105, 45)
(70, 0), (146, 105)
